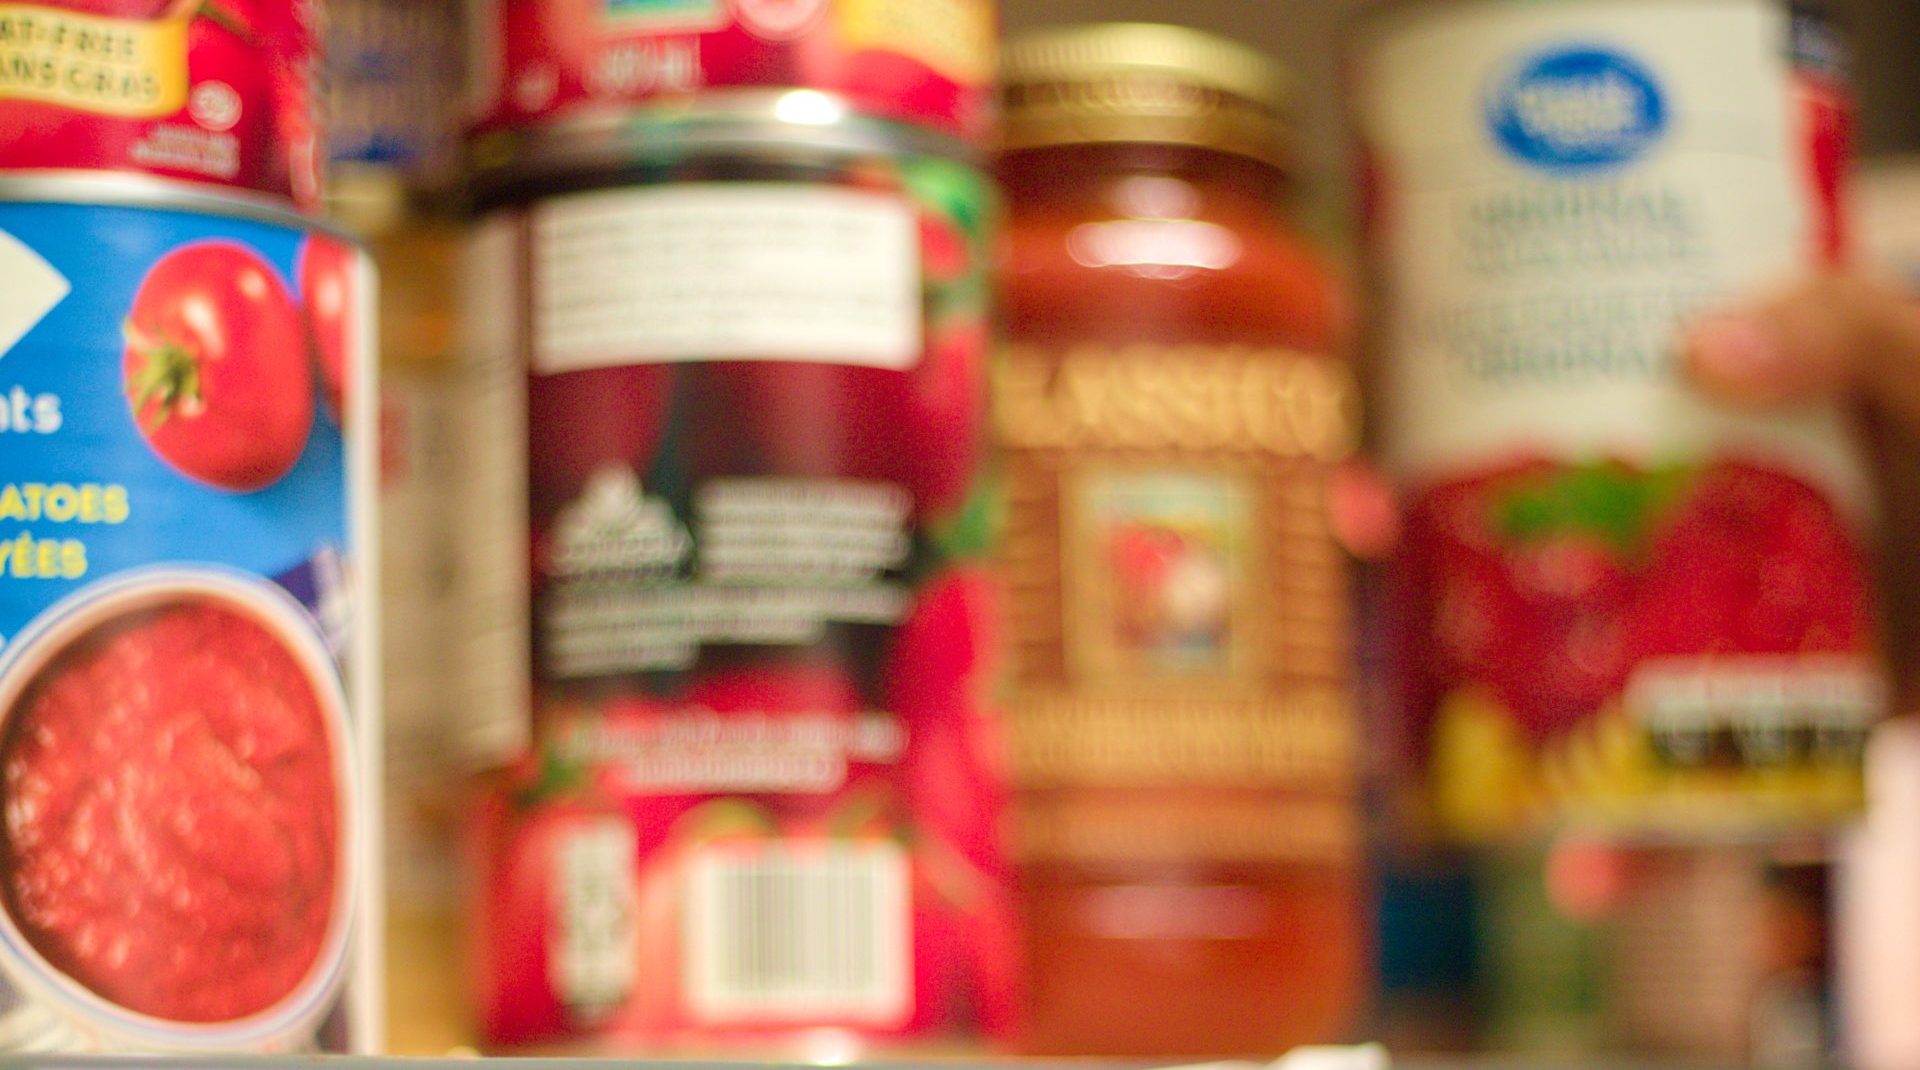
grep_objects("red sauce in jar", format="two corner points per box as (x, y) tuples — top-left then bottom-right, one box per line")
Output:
(996, 24), (1366, 1056)
(0, 601), (337, 1023)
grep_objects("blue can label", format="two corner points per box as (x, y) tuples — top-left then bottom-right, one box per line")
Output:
(0, 196), (376, 1052)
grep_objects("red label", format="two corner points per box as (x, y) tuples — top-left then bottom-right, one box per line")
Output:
(466, 0), (996, 143)
(462, 150), (1014, 1049)
(0, 1), (323, 210)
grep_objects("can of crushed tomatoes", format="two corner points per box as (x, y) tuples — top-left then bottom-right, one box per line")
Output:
(0, 1), (324, 211)
(0, 175), (377, 1051)
(1350, 0), (1882, 842)
(464, 0), (996, 145)
(458, 98), (1013, 1051)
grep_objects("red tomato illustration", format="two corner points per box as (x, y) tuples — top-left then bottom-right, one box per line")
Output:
(123, 241), (313, 492)
(1627, 460), (1871, 659)
(472, 785), (631, 1046)
(298, 233), (356, 425)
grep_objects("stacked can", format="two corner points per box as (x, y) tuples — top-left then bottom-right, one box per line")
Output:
(0, 0), (380, 1056)
(457, 0), (1008, 1053)
(1351, 0), (1885, 843)
(1351, 1), (1874, 1062)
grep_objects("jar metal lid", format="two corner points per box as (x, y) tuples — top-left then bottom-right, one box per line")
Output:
(999, 22), (1291, 169)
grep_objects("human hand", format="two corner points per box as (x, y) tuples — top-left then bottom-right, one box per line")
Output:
(1685, 274), (1920, 707)
(1686, 275), (1920, 426)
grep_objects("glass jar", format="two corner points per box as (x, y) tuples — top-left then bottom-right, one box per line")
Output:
(993, 23), (1367, 1057)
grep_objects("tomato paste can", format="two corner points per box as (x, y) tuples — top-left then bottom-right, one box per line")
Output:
(0, 175), (378, 1051)
(458, 96), (1011, 1050)
(464, 0), (996, 146)
(0, 1), (324, 211)
(1351, 0), (1882, 841)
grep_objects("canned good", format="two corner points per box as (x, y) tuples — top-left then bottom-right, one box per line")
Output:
(460, 98), (1012, 1050)
(1352, 0), (1883, 840)
(329, 0), (463, 191)
(0, 1), (324, 211)
(465, 0), (996, 145)
(0, 176), (378, 1051)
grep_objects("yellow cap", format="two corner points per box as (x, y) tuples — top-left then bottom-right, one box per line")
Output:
(999, 23), (1290, 168)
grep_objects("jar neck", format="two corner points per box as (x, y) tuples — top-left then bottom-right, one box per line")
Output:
(996, 142), (1290, 215)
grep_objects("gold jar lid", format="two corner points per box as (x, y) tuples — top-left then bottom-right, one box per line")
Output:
(999, 22), (1291, 169)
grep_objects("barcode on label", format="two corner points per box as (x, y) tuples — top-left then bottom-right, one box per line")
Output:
(551, 817), (639, 1013)
(685, 841), (911, 1023)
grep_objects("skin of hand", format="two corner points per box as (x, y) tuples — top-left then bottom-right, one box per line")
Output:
(1684, 275), (1920, 709)
(1685, 276), (1920, 425)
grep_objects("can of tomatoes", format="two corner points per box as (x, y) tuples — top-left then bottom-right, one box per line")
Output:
(458, 97), (1013, 1051)
(0, 0), (324, 211)
(1350, 0), (1882, 842)
(0, 175), (377, 1051)
(464, 0), (996, 146)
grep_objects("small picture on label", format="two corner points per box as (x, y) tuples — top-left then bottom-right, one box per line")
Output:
(1068, 470), (1258, 683)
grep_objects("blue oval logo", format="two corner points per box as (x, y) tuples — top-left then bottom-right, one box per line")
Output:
(1487, 46), (1668, 173)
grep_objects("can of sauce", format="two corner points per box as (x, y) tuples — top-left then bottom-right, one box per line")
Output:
(1350, 0), (1881, 842)
(459, 96), (1013, 1051)
(464, 0), (996, 145)
(0, 1), (324, 212)
(0, 175), (378, 1051)
(995, 24), (1366, 1056)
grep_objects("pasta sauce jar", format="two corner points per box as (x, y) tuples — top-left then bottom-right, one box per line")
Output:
(459, 97), (1013, 1052)
(1350, 0), (1882, 843)
(0, 0), (324, 211)
(995, 24), (1365, 1056)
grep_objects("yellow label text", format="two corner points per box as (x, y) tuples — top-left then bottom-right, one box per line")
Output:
(996, 343), (1361, 459)
(0, 6), (188, 117)
(0, 531), (84, 579)
(0, 483), (129, 525)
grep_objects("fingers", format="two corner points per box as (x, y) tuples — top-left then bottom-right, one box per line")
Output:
(1684, 276), (1920, 427)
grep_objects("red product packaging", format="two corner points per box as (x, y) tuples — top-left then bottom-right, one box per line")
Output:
(1350, 0), (1883, 841)
(0, 0), (324, 210)
(457, 99), (1015, 1052)
(466, 0), (996, 144)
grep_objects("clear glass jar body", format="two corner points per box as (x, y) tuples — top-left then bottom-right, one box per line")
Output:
(995, 142), (1368, 1056)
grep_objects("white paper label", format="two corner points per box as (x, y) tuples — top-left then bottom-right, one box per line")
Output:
(1355, 0), (1870, 512)
(685, 842), (910, 1023)
(531, 184), (921, 374)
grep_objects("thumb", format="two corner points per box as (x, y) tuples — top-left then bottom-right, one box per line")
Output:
(1683, 275), (1920, 428)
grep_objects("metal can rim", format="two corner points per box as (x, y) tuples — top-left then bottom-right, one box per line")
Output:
(0, 172), (361, 244)
(467, 90), (981, 203)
